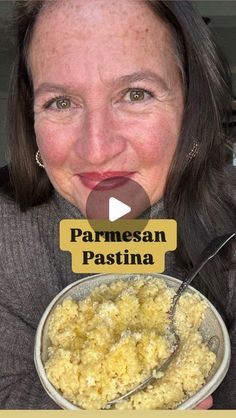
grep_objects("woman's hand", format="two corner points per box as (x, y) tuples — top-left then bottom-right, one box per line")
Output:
(194, 396), (213, 409)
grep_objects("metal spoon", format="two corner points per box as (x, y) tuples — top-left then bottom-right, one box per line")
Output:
(103, 231), (235, 409)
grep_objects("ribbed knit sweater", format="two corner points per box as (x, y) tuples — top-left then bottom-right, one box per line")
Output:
(0, 190), (235, 409)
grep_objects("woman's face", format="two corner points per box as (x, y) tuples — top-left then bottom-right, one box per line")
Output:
(30, 0), (184, 214)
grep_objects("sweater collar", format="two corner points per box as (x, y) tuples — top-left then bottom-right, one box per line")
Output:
(52, 189), (166, 220)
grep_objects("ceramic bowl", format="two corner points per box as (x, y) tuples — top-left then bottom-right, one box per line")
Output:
(34, 273), (231, 410)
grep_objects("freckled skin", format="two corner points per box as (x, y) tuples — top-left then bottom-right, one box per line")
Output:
(29, 0), (184, 215)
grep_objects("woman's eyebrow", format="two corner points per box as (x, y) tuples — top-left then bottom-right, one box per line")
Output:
(34, 83), (70, 99)
(113, 71), (171, 91)
(34, 71), (170, 99)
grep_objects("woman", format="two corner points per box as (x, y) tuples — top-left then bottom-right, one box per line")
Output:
(0, 0), (235, 409)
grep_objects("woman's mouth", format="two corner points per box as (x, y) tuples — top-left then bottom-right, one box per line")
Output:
(77, 172), (136, 190)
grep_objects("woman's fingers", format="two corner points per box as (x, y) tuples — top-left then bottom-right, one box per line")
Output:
(194, 395), (213, 410)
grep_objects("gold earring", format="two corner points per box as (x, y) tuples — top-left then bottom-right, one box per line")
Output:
(36, 150), (44, 168)
(188, 141), (199, 162)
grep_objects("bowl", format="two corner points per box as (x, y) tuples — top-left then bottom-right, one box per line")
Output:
(34, 272), (231, 410)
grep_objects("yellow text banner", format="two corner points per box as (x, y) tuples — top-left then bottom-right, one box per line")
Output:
(60, 219), (177, 273)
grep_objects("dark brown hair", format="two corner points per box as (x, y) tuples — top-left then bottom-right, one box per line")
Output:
(3, 0), (236, 320)
(6, 0), (51, 206)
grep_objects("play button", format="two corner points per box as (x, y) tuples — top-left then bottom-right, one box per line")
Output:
(86, 176), (151, 230)
(109, 197), (131, 222)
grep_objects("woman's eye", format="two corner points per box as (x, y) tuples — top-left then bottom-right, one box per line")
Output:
(44, 97), (72, 110)
(54, 98), (71, 109)
(124, 89), (152, 102)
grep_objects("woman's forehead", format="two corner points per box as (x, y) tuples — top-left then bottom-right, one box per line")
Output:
(30, 0), (170, 50)
(38, 0), (161, 30)
(28, 0), (180, 91)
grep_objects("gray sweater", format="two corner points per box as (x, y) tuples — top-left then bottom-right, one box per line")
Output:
(0, 190), (235, 409)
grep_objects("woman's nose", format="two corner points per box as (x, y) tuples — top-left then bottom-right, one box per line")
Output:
(75, 107), (126, 166)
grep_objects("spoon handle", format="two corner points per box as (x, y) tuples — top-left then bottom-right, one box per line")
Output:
(170, 232), (235, 316)
(104, 231), (235, 408)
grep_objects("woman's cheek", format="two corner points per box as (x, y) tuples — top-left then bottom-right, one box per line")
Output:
(130, 121), (178, 164)
(34, 121), (75, 165)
